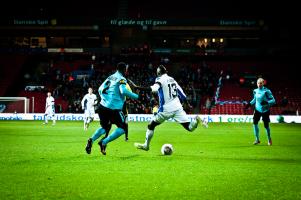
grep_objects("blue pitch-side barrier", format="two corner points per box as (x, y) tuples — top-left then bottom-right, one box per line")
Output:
(0, 113), (300, 123)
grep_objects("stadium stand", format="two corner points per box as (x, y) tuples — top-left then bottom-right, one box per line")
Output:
(0, 54), (26, 96)
(201, 61), (300, 115)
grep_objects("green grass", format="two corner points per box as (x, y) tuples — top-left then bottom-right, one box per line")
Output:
(0, 121), (301, 200)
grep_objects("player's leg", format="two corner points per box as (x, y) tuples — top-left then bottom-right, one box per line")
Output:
(135, 112), (165, 151)
(263, 111), (272, 145)
(91, 109), (109, 141)
(124, 114), (129, 141)
(43, 108), (49, 124)
(85, 106), (107, 154)
(86, 117), (91, 129)
(135, 121), (160, 151)
(83, 119), (87, 131)
(179, 112), (208, 132)
(83, 115), (87, 130)
(83, 108), (87, 130)
(86, 110), (93, 130)
(43, 114), (48, 124)
(98, 122), (112, 154)
(122, 103), (129, 141)
(99, 110), (126, 155)
(104, 122), (112, 138)
(86, 126), (107, 154)
(87, 110), (94, 125)
(172, 109), (205, 131)
(83, 110), (89, 130)
(52, 114), (56, 125)
(85, 118), (92, 129)
(253, 110), (261, 144)
(89, 116), (94, 124)
(197, 116), (208, 128)
(51, 106), (56, 125)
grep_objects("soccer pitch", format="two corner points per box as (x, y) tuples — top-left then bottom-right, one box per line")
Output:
(0, 121), (300, 200)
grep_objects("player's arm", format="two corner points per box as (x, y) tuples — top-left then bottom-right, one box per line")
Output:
(98, 84), (104, 96)
(176, 82), (192, 109)
(119, 80), (139, 100)
(81, 95), (86, 109)
(249, 90), (256, 105)
(51, 99), (55, 110)
(94, 96), (98, 105)
(176, 82), (187, 102)
(51, 97), (55, 105)
(46, 98), (50, 109)
(150, 82), (161, 93)
(263, 90), (276, 106)
(128, 79), (152, 92)
(245, 90), (256, 108)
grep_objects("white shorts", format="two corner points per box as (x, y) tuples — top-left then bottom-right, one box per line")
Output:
(153, 109), (190, 124)
(84, 108), (95, 118)
(45, 106), (55, 116)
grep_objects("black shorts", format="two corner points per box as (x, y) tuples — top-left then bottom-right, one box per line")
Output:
(253, 109), (270, 124)
(122, 102), (128, 116)
(98, 104), (126, 130)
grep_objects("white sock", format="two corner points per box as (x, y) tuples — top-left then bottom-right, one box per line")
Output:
(145, 129), (154, 147)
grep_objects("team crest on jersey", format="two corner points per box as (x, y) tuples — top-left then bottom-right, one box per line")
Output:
(119, 79), (126, 84)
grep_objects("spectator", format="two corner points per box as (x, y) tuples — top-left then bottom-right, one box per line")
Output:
(280, 96), (288, 107)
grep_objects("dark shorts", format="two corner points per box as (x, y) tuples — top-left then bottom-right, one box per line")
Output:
(98, 104), (126, 130)
(253, 109), (270, 124)
(122, 102), (128, 117)
(122, 102), (128, 125)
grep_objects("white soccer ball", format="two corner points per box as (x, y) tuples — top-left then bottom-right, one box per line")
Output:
(161, 144), (173, 155)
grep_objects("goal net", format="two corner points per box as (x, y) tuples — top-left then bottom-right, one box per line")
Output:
(0, 97), (29, 113)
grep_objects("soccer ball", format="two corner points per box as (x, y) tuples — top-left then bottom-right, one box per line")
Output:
(161, 144), (173, 155)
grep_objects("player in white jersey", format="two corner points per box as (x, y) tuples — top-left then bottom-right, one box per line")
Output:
(43, 92), (56, 125)
(81, 87), (98, 131)
(131, 65), (208, 151)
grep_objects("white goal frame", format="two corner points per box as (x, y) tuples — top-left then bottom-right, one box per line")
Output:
(0, 97), (29, 113)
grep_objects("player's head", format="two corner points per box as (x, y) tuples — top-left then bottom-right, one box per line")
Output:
(257, 78), (264, 88)
(156, 65), (167, 76)
(88, 87), (93, 94)
(117, 62), (128, 75)
(47, 92), (51, 97)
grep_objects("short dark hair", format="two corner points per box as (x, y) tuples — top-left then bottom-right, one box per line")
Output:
(157, 65), (167, 76)
(117, 62), (127, 72)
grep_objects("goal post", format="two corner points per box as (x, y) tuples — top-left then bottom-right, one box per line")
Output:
(0, 97), (29, 113)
